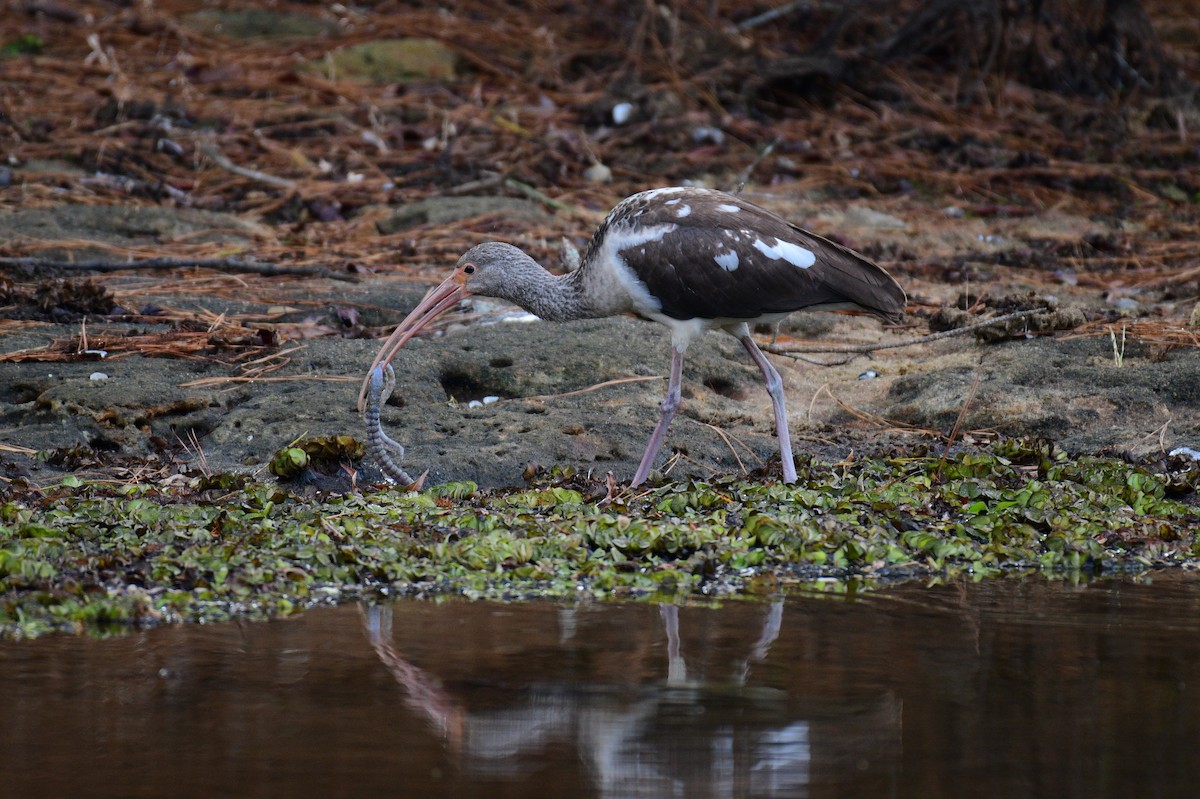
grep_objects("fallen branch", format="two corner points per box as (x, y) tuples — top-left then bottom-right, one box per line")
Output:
(730, 137), (780, 195)
(765, 308), (1047, 359)
(504, 178), (597, 220)
(730, 0), (812, 33)
(0, 256), (357, 281)
(198, 139), (298, 190)
(697, 420), (761, 475)
(179, 375), (357, 389)
(528, 375), (663, 401)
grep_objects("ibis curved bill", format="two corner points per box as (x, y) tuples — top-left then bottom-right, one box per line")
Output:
(357, 271), (470, 411)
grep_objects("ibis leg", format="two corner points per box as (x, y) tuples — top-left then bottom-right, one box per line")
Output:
(630, 346), (685, 488)
(660, 605), (688, 684)
(739, 334), (797, 483)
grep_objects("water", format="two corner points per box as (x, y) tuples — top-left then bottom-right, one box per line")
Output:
(3, 576), (1200, 798)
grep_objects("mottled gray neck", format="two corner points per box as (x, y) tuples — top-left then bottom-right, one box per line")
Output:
(465, 243), (596, 322)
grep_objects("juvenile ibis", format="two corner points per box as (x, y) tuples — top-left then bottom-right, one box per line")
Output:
(362, 187), (905, 487)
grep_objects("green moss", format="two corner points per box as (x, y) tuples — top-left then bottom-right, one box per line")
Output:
(1, 35), (44, 57)
(1, 439), (1197, 637)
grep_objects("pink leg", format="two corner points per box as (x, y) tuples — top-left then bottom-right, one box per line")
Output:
(739, 334), (797, 483)
(630, 346), (685, 487)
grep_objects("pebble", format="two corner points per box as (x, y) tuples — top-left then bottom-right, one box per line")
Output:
(691, 126), (725, 144)
(583, 162), (612, 183)
(843, 206), (907, 229)
(1110, 297), (1139, 312)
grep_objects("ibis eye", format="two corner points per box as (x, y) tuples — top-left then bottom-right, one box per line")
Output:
(463, 264), (476, 274)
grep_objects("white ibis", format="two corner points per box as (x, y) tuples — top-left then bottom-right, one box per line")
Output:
(361, 186), (905, 487)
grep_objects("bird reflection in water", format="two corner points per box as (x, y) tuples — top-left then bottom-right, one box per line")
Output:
(363, 601), (898, 797)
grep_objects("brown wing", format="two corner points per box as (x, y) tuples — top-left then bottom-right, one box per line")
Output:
(599, 189), (906, 323)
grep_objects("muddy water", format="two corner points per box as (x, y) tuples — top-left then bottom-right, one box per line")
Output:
(3, 577), (1200, 798)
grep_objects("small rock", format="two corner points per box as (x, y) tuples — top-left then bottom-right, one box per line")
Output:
(1159, 183), (1189, 203)
(0, 205), (268, 261)
(857, 370), (878, 381)
(307, 38), (458, 83)
(843, 206), (907, 229)
(612, 102), (634, 125)
(89, 372), (108, 382)
(942, 205), (964, 218)
(583, 162), (612, 183)
(1110, 297), (1139, 312)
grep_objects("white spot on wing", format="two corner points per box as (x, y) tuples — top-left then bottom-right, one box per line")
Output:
(676, 204), (691, 218)
(639, 187), (687, 201)
(752, 237), (815, 268)
(612, 222), (677, 249)
(665, 198), (681, 206)
(716, 203), (740, 213)
(714, 250), (739, 271)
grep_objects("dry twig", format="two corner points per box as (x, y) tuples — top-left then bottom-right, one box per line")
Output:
(0, 256), (357, 281)
(935, 357), (985, 480)
(765, 309), (1047, 361)
(197, 139), (298, 190)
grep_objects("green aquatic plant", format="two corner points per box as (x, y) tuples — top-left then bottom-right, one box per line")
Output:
(1, 439), (1197, 638)
(269, 436), (366, 479)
